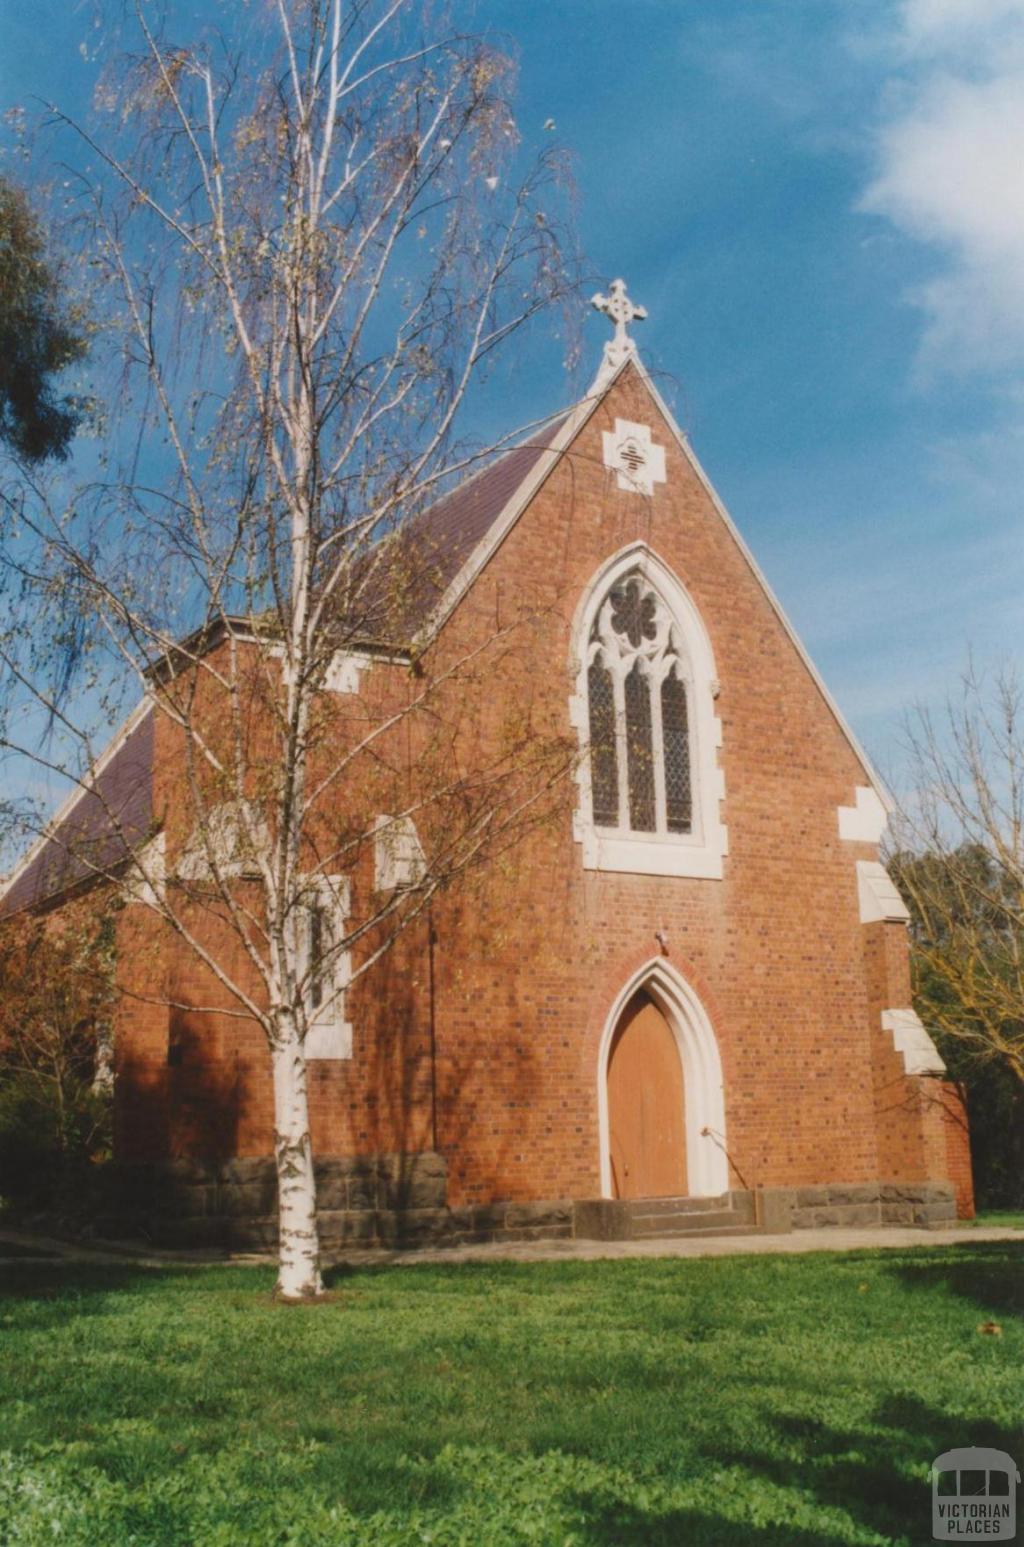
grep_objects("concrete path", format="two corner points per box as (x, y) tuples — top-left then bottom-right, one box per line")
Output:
(349, 1223), (1022, 1268)
(1, 1223), (1020, 1272)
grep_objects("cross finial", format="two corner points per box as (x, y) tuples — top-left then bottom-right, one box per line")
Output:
(590, 277), (647, 389)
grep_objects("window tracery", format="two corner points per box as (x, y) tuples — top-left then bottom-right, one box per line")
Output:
(571, 547), (726, 880)
(586, 575), (693, 838)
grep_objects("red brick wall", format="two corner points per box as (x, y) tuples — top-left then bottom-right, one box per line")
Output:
(111, 362), (965, 1208)
(939, 1083), (976, 1219)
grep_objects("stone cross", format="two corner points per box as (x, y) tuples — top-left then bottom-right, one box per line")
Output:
(592, 278), (647, 348)
(590, 278), (647, 387)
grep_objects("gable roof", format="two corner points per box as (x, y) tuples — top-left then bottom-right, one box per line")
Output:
(0, 350), (889, 916)
(142, 415), (575, 677)
(0, 703), (154, 917)
(403, 418), (573, 600)
(344, 411), (573, 648)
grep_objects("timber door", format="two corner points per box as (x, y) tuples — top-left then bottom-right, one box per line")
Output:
(607, 990), (687, 1199)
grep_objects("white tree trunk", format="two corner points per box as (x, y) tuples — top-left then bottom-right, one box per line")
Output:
(271, 1019), (323, 1298)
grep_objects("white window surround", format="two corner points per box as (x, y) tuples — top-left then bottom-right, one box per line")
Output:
(323, 650), (373, 695)
(881, 1008), (945, 1077)
(597, 957), (729, 1199)
(265, 643), (375, 695)
(373, 814), (427, 892)
(176, 800), (270, 882)
(569, 544), (727, 880)
(298, 874), (353, 1060)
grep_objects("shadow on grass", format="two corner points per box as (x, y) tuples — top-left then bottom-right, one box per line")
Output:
(0, 1259), (272, 1328)
(0, 1260), (164, 1296)
(0, 1240), (61, 1259)
(721, 1394), (1021, 1545)
(888, 1240), (1024, 1320)
(578, 1503), (851, 1545)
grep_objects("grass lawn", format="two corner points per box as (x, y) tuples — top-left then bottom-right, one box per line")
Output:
(0, 1244), (1021, 1545)
(971, 1210), (1024, 1229)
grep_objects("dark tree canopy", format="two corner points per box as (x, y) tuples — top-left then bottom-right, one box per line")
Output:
(891, 843), (1024, 1207)
(0, 177), (86, 463)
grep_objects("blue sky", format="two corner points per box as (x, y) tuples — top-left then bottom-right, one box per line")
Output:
(3, 0), (1023, 791)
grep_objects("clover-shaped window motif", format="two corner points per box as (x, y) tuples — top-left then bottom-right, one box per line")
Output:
(609, 579), (657, 649)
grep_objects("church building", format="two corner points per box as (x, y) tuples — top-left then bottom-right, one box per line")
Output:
(0, 282), (974, 1246)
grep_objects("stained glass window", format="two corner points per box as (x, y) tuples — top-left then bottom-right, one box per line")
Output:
(587, 657), (619, 827)
(585, 569), (697, 841)
(662, 667), (692, 833)
(624, 660), (656, 831)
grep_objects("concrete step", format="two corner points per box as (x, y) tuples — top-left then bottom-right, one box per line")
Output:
(630, 1206), (741, 1235)
(572, 1191), (759, 1243)
(632, 1221), (768, 1241)
(629, 1193), (733, 1217)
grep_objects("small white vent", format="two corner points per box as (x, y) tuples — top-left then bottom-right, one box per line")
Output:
(601, 418), (666, 496)
(619, 438), (645, 473)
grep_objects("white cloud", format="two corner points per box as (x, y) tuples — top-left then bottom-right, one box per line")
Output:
(860, 1), (1024, 371)
(900, 0), (1024, 52)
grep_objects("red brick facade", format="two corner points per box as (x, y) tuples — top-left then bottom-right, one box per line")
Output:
(101, 362), (972, 1218)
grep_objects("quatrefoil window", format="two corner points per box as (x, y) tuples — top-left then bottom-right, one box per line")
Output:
(609, 579), (658, 648)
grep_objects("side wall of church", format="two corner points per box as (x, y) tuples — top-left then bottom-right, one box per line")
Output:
(861, 919), (974, 1217)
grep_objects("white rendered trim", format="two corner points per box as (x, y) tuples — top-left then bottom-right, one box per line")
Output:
(839, 785), (889, 843)
(856, 859), (910, 924)
(597, 958), (729, 1199)
(417, 399), (605, 647)
(881, 1008), (945, 1076)
(601, 417), (667, 496)
(323, 650), (374, 694)
(569, 543), (727, 879)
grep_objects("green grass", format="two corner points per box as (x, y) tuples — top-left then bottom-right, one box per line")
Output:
(0, 1245), (1021, 1545)
(970, 1209), (1024, 1229)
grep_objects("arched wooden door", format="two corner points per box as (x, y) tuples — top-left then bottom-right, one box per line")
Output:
(607, 990), (687, 1199)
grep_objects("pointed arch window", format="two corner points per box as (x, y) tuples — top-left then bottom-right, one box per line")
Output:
(572, 550), (726, 880)
(585, 575), (693, 838)
(297, 875), (353, 1060)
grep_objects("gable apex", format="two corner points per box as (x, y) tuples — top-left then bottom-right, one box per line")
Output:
(419, 352), (888, 811)
(624, 357), (890, 811)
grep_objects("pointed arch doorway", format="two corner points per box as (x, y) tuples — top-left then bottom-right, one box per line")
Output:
(598, 959), (729, 1200)
(607, 991), (687, 1199)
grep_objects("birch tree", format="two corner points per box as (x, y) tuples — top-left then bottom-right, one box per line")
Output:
(0, 0), (577, 1297)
